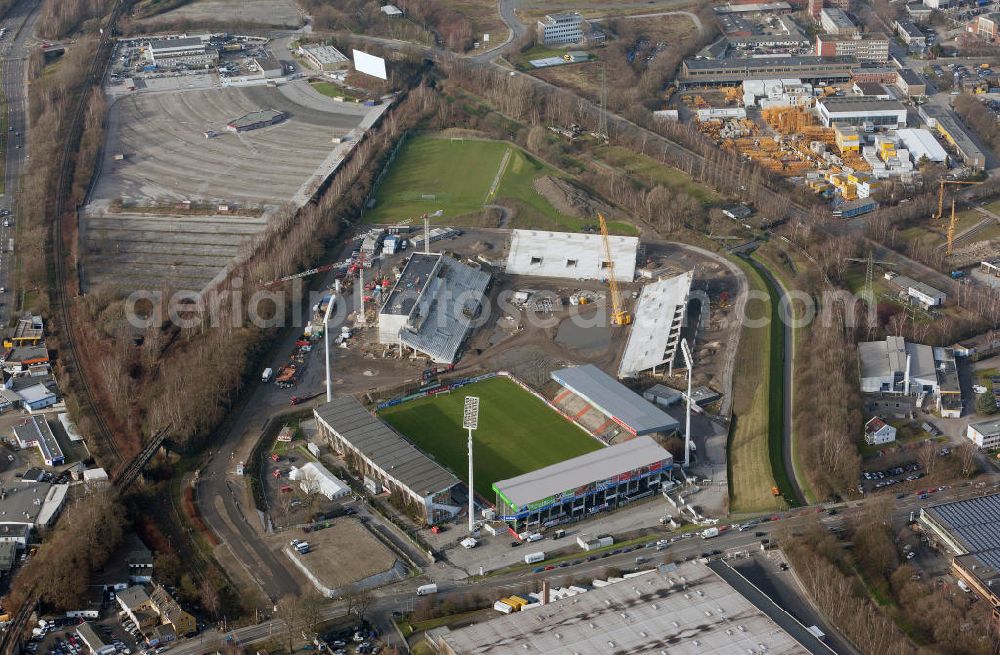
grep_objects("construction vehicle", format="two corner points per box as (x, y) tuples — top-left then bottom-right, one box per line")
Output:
(598, 213), (631, 326)
(290, 392), (323, 406)
(275, 365), (297, 388)
(934, 178), (980, 220)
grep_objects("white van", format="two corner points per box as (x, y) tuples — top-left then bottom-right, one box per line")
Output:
(416, 584), (438, 596)
(957, 579), (971, 593)
(262, 367), (273, 383)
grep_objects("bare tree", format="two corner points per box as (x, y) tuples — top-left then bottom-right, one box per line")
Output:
(275, 595), (301, 654)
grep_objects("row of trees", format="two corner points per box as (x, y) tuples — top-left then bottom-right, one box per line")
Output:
(954, 94), (1000, 156)
(37, 0), (112, 40)
(9, 489), (126, 611)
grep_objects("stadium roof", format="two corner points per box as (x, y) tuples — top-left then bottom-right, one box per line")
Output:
(505, 229), (638, 282)
(552, 364), (678, 435)
(381, 253), (491, 364)
(684, 55), (856, 71)
(314, 396), (460, 497)
(493, 435), (671, 510)
(618, 271), (693, 378)
(436, 559), (815, 655)
(922, 493), (1000, 555)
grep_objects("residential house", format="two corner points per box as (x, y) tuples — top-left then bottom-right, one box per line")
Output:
(116, 586), (160, 630)
(864, 417), (897, 445)
(150, 584), (196, 637)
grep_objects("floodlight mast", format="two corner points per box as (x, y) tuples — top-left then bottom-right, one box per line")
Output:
(680, 339), (693, 469)
(463, 396), (480, 533)
(323, 294), (336, 403)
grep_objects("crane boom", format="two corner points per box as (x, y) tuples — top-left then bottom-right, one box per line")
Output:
(598, 213), (631, 326)
(936, 179), (980, 220)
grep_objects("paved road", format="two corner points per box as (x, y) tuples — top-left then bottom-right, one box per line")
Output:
(170, 479), (1000, 655)
(0, 0), (38, 324)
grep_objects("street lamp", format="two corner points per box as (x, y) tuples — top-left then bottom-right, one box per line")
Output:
(323, 293), (336, 403)
(680, 338), (693, 469)
(463, 396), (480, 533)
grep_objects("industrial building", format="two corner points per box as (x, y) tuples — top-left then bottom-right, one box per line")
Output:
(226, 109), (286, 132)
(919, 105), (986, 170)
(492, 435), (672, 528)
(680, 56), (856, 86)
(966, 418), (1000, 450)
(885, 272), (946, 308)
(13, 416), (64, 467)
(504, 229), (638, 282)
(894, 19), (926, 47)
(969, 13), (1000, 42)
(290, 462), (350, 500)
(432, 560), (824, 654)
(895, 68), (926, 97)
(536, 12), (584, 44)
(896, 128), (947, 163)
(144, 36), (218, 68)
(618, 272), (693, 378)
(817, 96), (907, 128)
(919, 493), (1000, 618)
(252, 53), (283, 78)
(551, 364), (679, 436)
(820, 7), (858, 35)
(17, 383), (57, 413)
(815, 34), (889, 62)
(858, 336), (960, 417)
(297, 44), (350, 71)
(377, 252), (490, 365)
(314, 396), (461, 525)
(76, 623), (115, 655)
(0, 481), (61, 528)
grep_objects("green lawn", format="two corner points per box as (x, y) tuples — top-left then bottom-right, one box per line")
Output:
(310, 81), (362, 102)
(364, 135), (638, 234)
(378, 377), (602, 499)
(365, 136), (511, 221)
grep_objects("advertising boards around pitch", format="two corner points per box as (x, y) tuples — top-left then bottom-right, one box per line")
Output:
(353, 49), (387, 80)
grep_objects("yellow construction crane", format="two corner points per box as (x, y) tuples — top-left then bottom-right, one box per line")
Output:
(935, 179), (980, 220)
(598, 213), (631, 326)
(947, 199), (961, 257)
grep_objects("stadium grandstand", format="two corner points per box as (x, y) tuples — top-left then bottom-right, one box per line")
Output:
(377, 252), (491, 364)
(551, 364), (679, 442)
(492, 435), (673, 530)
(504, 229), (638, 282)
(314, 396), (462, 525)
(618, 271), (693, 378)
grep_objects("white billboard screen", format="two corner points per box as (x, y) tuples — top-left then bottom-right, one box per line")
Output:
(353, 49), (387, 80)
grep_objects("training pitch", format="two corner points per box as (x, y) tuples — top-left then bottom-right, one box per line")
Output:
(378, 377), (602, 499)
(366, 136), (514, 221)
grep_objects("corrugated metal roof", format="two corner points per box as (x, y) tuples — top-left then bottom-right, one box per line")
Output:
(314, 397), (459, 498)
(493, 435), (670, 510)
(618, 272), (692, 378)
(553, 364), (678, 435)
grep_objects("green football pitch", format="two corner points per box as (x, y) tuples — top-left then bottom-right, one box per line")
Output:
(364, 136), (510, 221)
(378, 377), (603, 499)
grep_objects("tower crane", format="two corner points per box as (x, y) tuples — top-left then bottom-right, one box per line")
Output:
(598, 213), (631, 326)
(934, 179), (980, 220)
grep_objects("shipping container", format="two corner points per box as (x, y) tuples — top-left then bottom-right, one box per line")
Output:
(524, 551), (545, 564)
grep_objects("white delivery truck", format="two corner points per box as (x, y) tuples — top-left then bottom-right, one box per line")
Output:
(701, 527), (720, 539)
(525, 532), (543, 543)
(261, 367), (273, 383)
(417, 584), (438, 596)
(524, 551), (546, 565)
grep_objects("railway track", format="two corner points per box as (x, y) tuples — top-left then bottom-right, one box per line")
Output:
(49, 0), (126, 469)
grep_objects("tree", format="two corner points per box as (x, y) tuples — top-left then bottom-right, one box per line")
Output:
(300, 590), (325, 638)
(917, 441), (940, 479)
(976, 392), (998, 416)
(342, 583), (375, 623)
(275, 595), (300, 654)
(957, 441), (979, 478)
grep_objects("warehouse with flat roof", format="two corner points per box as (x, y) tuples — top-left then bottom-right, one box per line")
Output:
(13, 416), (63, 467)
(680, 55), (856, 86)
(919, 493), (1000, 617)
(551, 364), (679, 436)
(298, 44), (350, 71)
(377, 252), (491, 364)
(505, 229), (638, 282)
(314, 396), (461, 525)
(618, 271), (693, 378)
(434, 559), (821, 654)
(492, 435), (672, 527)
